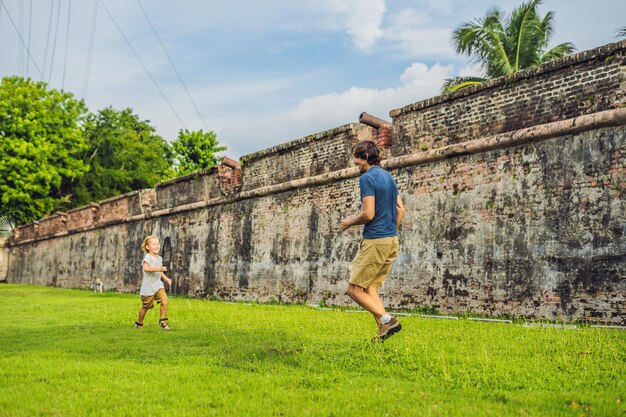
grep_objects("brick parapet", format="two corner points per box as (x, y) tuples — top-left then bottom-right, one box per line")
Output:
(390, 40), (626, 155)
(239, 123), (372, 191)
(376, 125), (393, 148)
(11, 221), (38, 245)
(217, 163), (242, 196)
(38, 212), (67, 238)
(137, 189), (156, 216)
(155, 169), (221, 210)
(97, 190), (152, 225)
(67, 203), (100, 232)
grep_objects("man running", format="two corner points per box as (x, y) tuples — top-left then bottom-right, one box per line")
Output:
(341, 140), (405, 342)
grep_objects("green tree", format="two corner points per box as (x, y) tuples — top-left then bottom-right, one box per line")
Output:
(443, 0), (575, 94)
(0, 76), (88, 225)
(172, 129), (226, 176)
(72, 107), (175, 206)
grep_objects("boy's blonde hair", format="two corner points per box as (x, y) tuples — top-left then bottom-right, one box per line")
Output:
(141, 235), (160, 253)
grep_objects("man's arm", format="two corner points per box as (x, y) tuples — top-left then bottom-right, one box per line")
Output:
(396, 195), (405, 229)
(341, 196), (375, 230)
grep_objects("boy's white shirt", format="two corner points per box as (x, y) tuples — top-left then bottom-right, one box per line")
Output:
(140, 253), (164, 296)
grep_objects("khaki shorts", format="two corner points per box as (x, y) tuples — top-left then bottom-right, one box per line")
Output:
(141, 288), (168, 309)
(349, 236), (399, 289)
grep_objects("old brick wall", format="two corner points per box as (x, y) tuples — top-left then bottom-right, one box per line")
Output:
(67, 203), (100, 231)
(240, 124), (372, 191)
(155, 170), (222, 210)
(390, 42), (626, 155)
(6, 41), (626, 324)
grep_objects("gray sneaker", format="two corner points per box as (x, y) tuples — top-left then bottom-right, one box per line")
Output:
(372, 317), (401, 343)
(159, 318), (171, 331)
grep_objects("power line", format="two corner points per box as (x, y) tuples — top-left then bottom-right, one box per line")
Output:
(26, 0), (33, 76)
(42, 0), (55, 79)
(137, 0), (209, 131)
(82, 0), (98, 99)
(62, 0), (71, 89)
(99, 0), (187, 129)
(18, 0), (22, 75)
(0, 0), (44, 79)
(48, 0), (62, 83)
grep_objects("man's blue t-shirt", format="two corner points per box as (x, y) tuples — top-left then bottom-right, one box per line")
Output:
(359, 166), (398, 239)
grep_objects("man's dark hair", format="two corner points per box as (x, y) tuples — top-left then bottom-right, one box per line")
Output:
(352, 140), (381, 165)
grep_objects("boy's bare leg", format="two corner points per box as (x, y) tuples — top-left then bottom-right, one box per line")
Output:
(137, 307), (148, 325)
(347, 283), (386, 323)
(159, 299), (168, 320)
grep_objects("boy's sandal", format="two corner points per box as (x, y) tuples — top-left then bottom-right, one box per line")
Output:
(134, 321), (143, 328)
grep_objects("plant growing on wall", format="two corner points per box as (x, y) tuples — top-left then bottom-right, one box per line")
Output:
(172, 129), (226, 176)
(442, 0), (575, 94)
(0, 76), (88, 225)
(0, 215), (13, 240)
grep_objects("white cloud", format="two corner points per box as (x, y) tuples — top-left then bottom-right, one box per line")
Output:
(289, 62), (451, 123)
(296, 0), (386, 51)
(338, 0), (386, 51)
(382, 8), (454, 57)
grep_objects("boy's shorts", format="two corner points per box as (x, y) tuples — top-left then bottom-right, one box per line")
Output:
(349, 236), (398, 289)
(141, 288), (168, 309)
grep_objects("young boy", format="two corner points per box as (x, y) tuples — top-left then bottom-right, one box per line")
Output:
(135, 235), (172, 330)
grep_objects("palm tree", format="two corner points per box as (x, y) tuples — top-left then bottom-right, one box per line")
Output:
(0, 216), (13, 241)
(618, 26), (626, 39)
(443, 0), (575, 94)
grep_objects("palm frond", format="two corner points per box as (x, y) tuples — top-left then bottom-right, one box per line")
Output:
(540, 42), (575, 63)
(441, 77), (487, 94)
(453, 20), (487, 56)
(538, 10), (555, 47)
(476, 13), (513, 77)
(508, 0), (543, 71)
(617, 26), (626, 39)
(0, 216), (14, 240)
(452, 7), (513, 77)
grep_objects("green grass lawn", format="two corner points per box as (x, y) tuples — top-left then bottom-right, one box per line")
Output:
(1, 284), (624, 417)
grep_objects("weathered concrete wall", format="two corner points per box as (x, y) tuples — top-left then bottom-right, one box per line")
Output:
(0, 240), (8, 282)
(6, 41), (626, 324)
(388, 124), (625, 322)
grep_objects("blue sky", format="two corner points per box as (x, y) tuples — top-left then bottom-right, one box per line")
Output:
(1, 0), (624, 159)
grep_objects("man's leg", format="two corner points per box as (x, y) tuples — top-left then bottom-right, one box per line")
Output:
(347, 283), (386, 323)
(366, 286), (386, 325)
